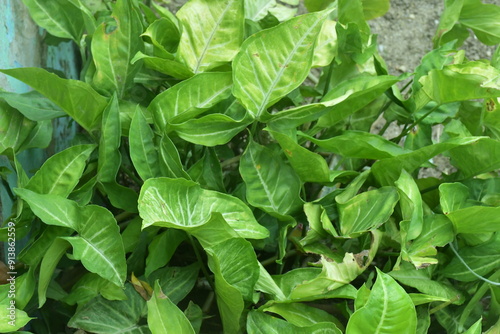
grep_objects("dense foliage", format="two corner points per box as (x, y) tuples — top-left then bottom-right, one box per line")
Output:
(1, 0), (500, 332)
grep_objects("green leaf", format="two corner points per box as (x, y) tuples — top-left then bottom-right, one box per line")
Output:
(148, 72), (233, 132)
(14, 189), (127, 287)
(239, 139), (303, 217)
(245, 0), (298, 21)
(25, 144), (95, 197)
(389, 263), (464, 305)
(147, 281), (195, 334)
(361, 0), (390, 20)
(207, 244), (246, 334)
(406, 214), (454, 268)
(0, 90), (65, 121)
(346, 269), (417, 334)
(439, 182), (470, 213)
(147, 264), (200, 304)
(38, 238), (70, 307)
(463, 318), (482, 334)
(449, 138), (500, 179)
(176, 0), (244, 73)
(142, 18), (180, 55)
(91, 0), (144, 97)
(170, 112), (253, 146)
(184, 301), (203, 334)
(233, 11), (327, 118)
(129, 107), (161, 181)
(145, 229), (186, 277)
(372, 137), (482, 185)
(415, 62), (500, 110)
(262, 302), (341, 329)
(316, 75), (401, 128)
(97, 95), (121, 183)
(313, 20), (337, 67)
(268, 129), (331, 183)
(460, 0), (500, 45)
(303, 130), (410, 160)
(62, 273), (127, 306)
(68, 284), (149, 333)
(0, 68), (108, 132)
(247, 310), (340, 334)
(442, 235), (500, 282)
(338, 187), (399, 236)
(138, 177), (269, 239)
(131, 52), (194, 79)
(15, 267), (35, 309)
(207, 238), (260, 301)
(0, 101), (36, 153)
(446, 206), (500, 233)
(21, 0), (84, 41)
(17, 119), (53, 151)
(158, 135), (190, 179)
(0, 301), (32, 333)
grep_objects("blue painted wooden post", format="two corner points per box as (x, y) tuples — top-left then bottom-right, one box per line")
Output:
(0, 1), (78, 260)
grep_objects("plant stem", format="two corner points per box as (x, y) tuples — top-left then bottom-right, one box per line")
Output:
(392, 104), (440, 143)
(188, 235), (215, 291)
(115, 211), (135, 223)
(120, 165), (143, 186)
(260, 249), (297, 267)
(220, 155), (241, 168)
(202, 291), (215, 314)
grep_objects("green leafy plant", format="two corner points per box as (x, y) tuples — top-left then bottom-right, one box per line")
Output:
(1, 0), (500, 332)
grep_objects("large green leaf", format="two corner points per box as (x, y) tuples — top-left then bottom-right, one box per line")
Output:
(239, 139), (303, 217)
(233, 11), (326, 118)
(131, 52), (194, 79)
(147, 281), (195, 334)
(460, 0), (500, 45)
(361, 0), (390, 20)
(303, 130), (410, 160)
(245, 0), (298, 21)
(62, 273), (127, 306)
(0, 68), (108, 132)
(158, 135), (190, 179)
(21, 0), (84, 41)
(346, 269), (417, 334)
(176, 0), (244, 73)
(91, 0), (143, 97)
(266, 75), (399, 130)
(146, 264), (199, 304)
(129, 107), (161, 181)
(170, 112), (254, 146)
(247, 310), (340, 334)
(142, 18), (180, 55)
(446, 206), (500, 233)
(389, 263), (464, 305)
(138, 177), (269, 239)
(68, 284), (150, 334)
(268, 129), (331, 183)
(25, 144), (95, 197)
(406, 214), (454, 268)
(415, 62), (500, 111)
(145, 229), (186, 277)
(338, 187), (399, 236)
(38, 238), (70, 307)
(0, 90), (65, 121)
(207, 238), (260, 301)
(449, 138), (500, 179)
(372, 137), (482, 185)
(442, 234), (500, 282)
(148, 72), (233, 132)
(0, 101), (36, 153)
(97, 95), (121, 183)
(14, 189), (127, 287)
(261, 303), (341, 329)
